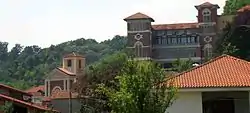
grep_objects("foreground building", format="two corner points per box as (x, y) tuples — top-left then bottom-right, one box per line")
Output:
(0, 84), (57, 113)
(124, 2), (234, 68)
(166, 54), (250, 113)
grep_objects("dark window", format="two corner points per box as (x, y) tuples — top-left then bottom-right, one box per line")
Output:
(181, 37), (187, 44)
(67, 60), (72, 67)
(79, 60), (81, 68)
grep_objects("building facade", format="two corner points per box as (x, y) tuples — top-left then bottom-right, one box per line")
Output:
(45, 52), (85, 97)
(44, 52), (85, 113)
(124, 2), (234, 68)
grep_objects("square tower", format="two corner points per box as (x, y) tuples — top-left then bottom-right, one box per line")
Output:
(124, 12), (154, 60)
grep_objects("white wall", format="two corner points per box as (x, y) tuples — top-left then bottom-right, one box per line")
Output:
(165, 92), (202, 113)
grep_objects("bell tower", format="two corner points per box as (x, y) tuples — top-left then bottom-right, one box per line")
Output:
(124, 12), (154, 60)
(62, 52), (85, 75)
(195, 2), (220, 60)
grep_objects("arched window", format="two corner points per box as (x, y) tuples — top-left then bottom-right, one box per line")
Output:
(134, 41), (143, 57)
(204, 44), (213, 58)
(52, 86), (62, 94)
(202, 8), (212, 22)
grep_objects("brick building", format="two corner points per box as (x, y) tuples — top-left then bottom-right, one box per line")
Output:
(124, 2), (235, 68)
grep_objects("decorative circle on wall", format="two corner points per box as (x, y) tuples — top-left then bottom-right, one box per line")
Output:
(134, 33), (143, 40)
(204, 36), (212, 43)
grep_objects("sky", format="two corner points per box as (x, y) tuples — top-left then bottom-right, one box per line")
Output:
(0, 0), (226, 49)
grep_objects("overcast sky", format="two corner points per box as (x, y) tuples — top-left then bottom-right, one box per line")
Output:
(0, 0), (225, 49)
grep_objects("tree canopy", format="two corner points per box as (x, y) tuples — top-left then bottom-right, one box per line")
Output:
(216, 6), (250, 60)
(223, 0), (250, 15)
(97, 60), (176, 113)
(0, 35), (127, 89)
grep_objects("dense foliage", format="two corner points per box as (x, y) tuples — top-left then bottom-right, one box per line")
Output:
(97, 60), (176, 113)
(0, 102), (14, 113)
(172, 58), (194, 72)
(78, 52), (128, 112)
(223, 0), (250, 15)
(216, 7), (250, 60)
(78, 52), (177, 113)
(0, 35), (127, 89)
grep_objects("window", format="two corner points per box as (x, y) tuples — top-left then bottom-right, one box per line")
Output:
(187, 37), (191, 43)
(171, 38), (177, 44)
(204, 44), (213, 58)
(67, 60), (72, 67)
(129, 22), (149, 31)
(162, 37), (167, 44)
(191, 37), (196, 43)
(202, 8), (212, 22)
(181, 37), (187, 44)
(79, 60), (81, 68)
(134, 41), (143, 57)
(177, 37), (181, 44)
(167, 38), (171, 44)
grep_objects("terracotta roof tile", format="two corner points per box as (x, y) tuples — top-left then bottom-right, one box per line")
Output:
(0, 84), (32, 96)
(50, 91), (78, 99)
(26, 85), (45, 93)
(124, 12), (154, 22)
(238, 5), (250, 13)
(57, 68), (76, 76)
(167, 55), (250, 88)
(152, 23), (199, 30)
(0, 93), (58, 112)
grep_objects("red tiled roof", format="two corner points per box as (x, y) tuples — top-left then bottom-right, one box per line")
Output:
(50, 91), (78, 99)
(0, 93), (58, 112)
(124, 12), (154, 22)
(167, 55), (250, 88)
(195, 2), (219, 9)
(238, 5), (250, 13)
(26, 85), (45, 93)
(57, 67), (76, 76)
(63, 52), (84, 58)
(0, 84), (32, 96)
(152, 23), (199, 30)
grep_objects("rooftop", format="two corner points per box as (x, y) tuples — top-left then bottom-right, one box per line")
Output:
(238, 5), (250, 13)
(167, 55), (250, 88)
(152, 23), (199, 30)
(124, 12), (154, 22)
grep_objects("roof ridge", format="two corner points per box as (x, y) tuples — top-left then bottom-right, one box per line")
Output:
(0, 83), (32, 96)
(56, 67), (76, 76)
(167, 54), (246, 80)
(153, 22), (198, 26)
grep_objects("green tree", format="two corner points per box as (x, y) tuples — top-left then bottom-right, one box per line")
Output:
(0, 35), (127, 89)
(216, 7), (250, 60)
(0, 102), (14, 113)
(172, 58), (194, 72)
(97, 60), (177, 113)
(78, 51), (128, 112)
(223, 0), (250, 15)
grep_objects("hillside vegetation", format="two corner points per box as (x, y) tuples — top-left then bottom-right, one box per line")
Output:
(0, 35), (127, 89)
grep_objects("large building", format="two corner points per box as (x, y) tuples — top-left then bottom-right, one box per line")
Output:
(124, 2), (234, 68)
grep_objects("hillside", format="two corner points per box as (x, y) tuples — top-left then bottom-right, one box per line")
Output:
(0, 35), (127, 89)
